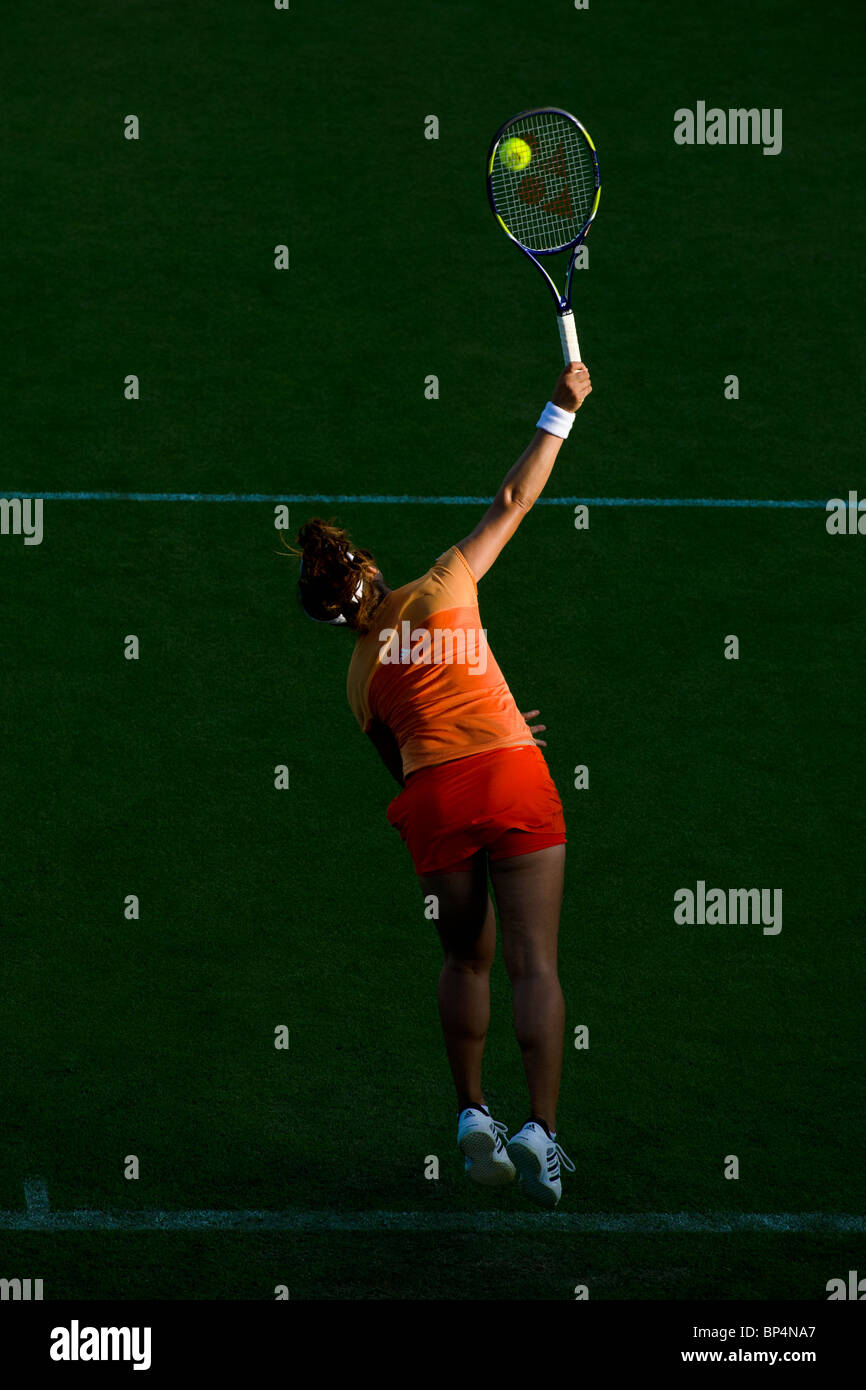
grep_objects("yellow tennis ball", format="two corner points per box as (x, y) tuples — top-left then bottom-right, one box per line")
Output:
(499, 137), (532, 172)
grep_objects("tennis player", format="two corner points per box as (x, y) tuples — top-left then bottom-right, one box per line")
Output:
(295, 362), (591, 1208)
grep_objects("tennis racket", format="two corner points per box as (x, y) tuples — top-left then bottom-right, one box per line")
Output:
(487, 107), (601, 364)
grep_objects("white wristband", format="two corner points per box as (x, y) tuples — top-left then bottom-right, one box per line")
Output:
(536, 400), (574, 440)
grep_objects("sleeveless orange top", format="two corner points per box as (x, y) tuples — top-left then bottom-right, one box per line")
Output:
(347, 546), (534, 778)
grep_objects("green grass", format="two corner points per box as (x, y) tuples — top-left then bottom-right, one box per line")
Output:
(1, 1232), (862, 1301)
(1, 0), (864, 1299)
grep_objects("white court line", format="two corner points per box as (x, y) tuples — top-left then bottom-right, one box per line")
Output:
(0, 490), (829, 507)
(9, 1181), (863, 1234)
(2, 1206), (863, 1234)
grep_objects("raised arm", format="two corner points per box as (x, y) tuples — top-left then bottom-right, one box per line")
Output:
(456, 362), (592, 581)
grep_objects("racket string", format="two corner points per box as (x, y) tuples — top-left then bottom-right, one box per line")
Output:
(490, 110), (598, 254)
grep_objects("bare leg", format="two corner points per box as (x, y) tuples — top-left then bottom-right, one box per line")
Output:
(489, 845), (566, 1133)
(418, 852), (496, 1113)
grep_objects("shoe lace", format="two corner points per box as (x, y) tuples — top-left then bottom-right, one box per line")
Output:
(491, 1118), (509, 1141)
(552, 1142), (575, 1174)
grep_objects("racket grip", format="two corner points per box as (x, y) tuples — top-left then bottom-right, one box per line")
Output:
(557, 310), (581, 365)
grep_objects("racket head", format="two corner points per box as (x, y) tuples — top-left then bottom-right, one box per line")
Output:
(487, 107), (601, 257)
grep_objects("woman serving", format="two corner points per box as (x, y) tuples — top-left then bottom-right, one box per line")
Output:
(295, 361), (591, 1208)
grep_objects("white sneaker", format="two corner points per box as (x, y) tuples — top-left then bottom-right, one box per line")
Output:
(457, 1107), (516, 1187)
(507, 1122), (575, 1209)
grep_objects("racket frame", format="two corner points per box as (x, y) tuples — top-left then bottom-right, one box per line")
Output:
(486, 106), (601, 361)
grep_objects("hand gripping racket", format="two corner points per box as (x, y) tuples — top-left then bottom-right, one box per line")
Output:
(487, 107), (601, 364)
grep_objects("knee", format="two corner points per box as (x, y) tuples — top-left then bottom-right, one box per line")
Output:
(505, 955), (560, 985)
(443, 950), (493, 977)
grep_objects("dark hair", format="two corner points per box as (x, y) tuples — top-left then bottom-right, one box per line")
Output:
(288, 518), (381, 633)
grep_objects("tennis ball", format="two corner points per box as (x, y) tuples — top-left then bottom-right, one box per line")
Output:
(499, 137), (532, 173)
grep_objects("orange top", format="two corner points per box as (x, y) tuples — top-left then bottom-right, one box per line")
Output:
(347, 545), (534, 777)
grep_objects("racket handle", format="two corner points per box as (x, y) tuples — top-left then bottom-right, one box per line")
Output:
(557, 310), (581, 365)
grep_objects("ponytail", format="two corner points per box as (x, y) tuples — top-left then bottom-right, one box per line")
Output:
(290, 518), (381, 633)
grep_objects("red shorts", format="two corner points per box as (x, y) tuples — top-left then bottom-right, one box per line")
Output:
(386, 744), (566, 876)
